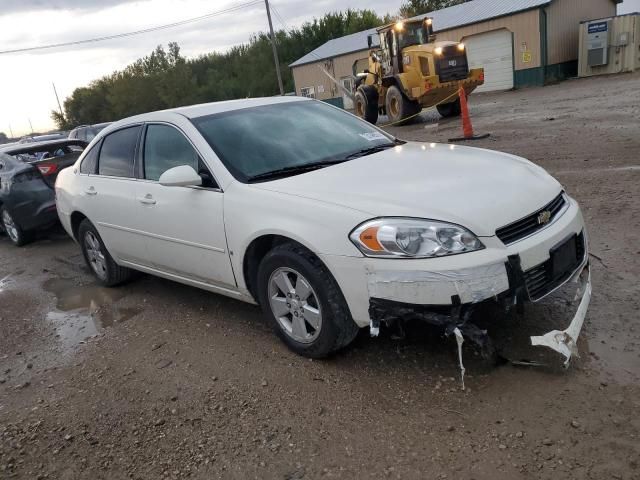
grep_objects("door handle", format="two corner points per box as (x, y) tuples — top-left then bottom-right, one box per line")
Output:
(139, 193), (156, 205)
(85, 186), (97, 196)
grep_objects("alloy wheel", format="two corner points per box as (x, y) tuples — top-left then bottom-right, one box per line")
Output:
(2, 210), (19, 243)
(84, 231), (107, 280)
(268, 267), (322, 344)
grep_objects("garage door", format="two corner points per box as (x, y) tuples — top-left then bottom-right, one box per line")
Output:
(464, 29), (514, 92)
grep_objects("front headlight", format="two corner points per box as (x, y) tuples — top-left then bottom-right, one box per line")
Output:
(350, 218), (484, 258)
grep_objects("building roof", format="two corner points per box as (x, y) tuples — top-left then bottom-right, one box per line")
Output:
(290, 28), (380, 67)
(410, 0), (551, 31)
(290, 0), (552, 68)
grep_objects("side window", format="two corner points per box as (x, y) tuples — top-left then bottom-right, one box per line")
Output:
(79, 143), (100, 174)
(98, 126), (141, 177)
(143, 124), (199, 182)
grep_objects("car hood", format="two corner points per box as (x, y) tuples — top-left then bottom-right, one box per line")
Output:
(251, 142), (563, 236)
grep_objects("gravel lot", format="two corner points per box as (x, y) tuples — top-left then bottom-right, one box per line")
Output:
(1, 72), (639, 480)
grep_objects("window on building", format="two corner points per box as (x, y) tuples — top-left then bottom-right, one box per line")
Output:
(300, 86), (315, 98)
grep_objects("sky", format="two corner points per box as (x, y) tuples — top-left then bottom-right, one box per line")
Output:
(0, 0), (638, 137)
(0, 0), (404, 137)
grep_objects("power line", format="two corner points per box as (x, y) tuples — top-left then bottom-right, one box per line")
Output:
(0, 0), (262, 55)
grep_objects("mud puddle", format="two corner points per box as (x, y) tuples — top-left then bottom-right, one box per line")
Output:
(44, 278), (141, 351)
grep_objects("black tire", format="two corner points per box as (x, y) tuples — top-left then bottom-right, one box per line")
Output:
(385, 85), (421, 125)
(1, 207), (31, 247)
(436, 98), (461, 118)
(256, 243), (359, 358)
(354, 85), (379, 124)
(78, 219), (133, 287)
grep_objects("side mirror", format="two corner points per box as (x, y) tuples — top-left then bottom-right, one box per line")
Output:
(159, 165), (202, 187)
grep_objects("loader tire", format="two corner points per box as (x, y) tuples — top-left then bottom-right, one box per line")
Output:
(437, 98), (462, 118)
(385, 85), (421, 125)
(354, 86), (379, 124)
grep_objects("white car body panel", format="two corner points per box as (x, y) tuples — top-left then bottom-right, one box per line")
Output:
(55, 96), (588, 349)
(251, 142), (562, 237)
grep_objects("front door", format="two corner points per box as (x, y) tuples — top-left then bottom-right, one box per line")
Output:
(133, 123), (236, 289)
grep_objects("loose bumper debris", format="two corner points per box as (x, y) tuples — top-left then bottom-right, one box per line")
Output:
(530, 265), (591, 366)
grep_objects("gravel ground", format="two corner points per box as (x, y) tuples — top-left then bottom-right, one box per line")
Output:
(1, 72), (639, 480)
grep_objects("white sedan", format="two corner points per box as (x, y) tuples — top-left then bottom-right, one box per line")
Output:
(55, 97), (590, 362)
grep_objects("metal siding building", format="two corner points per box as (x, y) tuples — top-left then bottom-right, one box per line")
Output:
(290, 0), (618, 105)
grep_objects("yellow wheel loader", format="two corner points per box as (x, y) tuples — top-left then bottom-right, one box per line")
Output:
(353, 18), (485, 125)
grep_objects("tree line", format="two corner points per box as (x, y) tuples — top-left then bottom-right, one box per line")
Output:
(52, 1), (465, 129)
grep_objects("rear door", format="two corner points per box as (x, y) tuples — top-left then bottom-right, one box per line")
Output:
(78, 125), (148, 264)
(132, 122), (235, 289)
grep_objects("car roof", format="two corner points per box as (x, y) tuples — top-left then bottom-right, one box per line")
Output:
(2, 138), (87, 155)
(110, 96), (309, 126)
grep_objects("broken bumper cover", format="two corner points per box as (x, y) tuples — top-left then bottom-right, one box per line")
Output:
(367, 248), (590, 366)
(530, 262), (591, 366)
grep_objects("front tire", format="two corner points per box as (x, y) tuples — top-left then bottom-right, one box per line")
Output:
(436, 98), (461, 118)
(1, 207), (30, 247)
(385, 85), (421, 125)
(78, 219), (133, 287)
(257, 243), (359, 358)
(354, 85), (379, 124)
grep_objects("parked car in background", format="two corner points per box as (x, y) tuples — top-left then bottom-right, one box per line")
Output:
(18, 133), (67, 144)
(68, 122), (112, 143)
(55, 97), (590, 362)
(0, 139), (87, 246)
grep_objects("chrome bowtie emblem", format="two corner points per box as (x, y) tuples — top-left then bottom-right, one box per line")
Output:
(537, 210), (552, 225)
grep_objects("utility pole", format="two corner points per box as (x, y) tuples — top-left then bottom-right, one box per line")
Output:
(264, 0), (284, 95)
(52, 82), (64, 119)
(8, 125), (14, 138)
(28, 119), (34, 134)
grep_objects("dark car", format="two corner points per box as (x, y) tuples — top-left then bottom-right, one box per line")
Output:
(68, 122), (111, 143)
(0, 140), (86, 246)
(18, 133), (67, 144)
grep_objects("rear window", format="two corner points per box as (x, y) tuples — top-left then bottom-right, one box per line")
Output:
(98, 126), (141, 177)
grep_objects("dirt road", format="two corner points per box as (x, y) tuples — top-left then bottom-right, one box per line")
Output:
(1, 73), (639, 479)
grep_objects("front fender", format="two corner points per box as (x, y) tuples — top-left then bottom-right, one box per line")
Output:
(224, 183), (368, 291)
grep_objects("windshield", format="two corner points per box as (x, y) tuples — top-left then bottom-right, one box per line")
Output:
(397, 23), (428, 49)
(191, 100), (395, 182)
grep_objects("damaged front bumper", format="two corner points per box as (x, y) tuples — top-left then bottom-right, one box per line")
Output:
(530, 262), (591, 365)
(367, 232), (591, 367)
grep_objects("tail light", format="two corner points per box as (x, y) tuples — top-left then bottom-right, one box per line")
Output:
(37, 163), (58, 176)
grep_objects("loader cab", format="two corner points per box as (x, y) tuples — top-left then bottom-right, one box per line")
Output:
(374, 18), (434, 76)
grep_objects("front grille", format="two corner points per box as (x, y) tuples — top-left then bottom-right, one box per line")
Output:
(496, 193), (567, 245)
(524, 231), (585, 301)
(435, 46), (469, 82)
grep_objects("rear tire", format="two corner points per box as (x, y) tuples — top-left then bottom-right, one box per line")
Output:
(78, 219), (133, 287)
(257, 243), (359, 358)
(354, 85), (379, 124)
(385, 85), (421, 125)
(437, 98), (461, 118)
(1, 207), (30, 247)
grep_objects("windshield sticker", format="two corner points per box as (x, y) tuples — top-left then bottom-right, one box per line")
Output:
(359, 132), (388, 142)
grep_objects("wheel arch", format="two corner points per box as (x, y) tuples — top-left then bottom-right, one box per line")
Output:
(70, 210), (89, 242)
(241, 233), (330, 303)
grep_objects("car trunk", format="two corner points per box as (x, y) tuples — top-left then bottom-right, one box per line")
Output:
(29, 152), (80, 188)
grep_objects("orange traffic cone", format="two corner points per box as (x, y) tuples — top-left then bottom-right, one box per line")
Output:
(448, 85), (490, 142)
